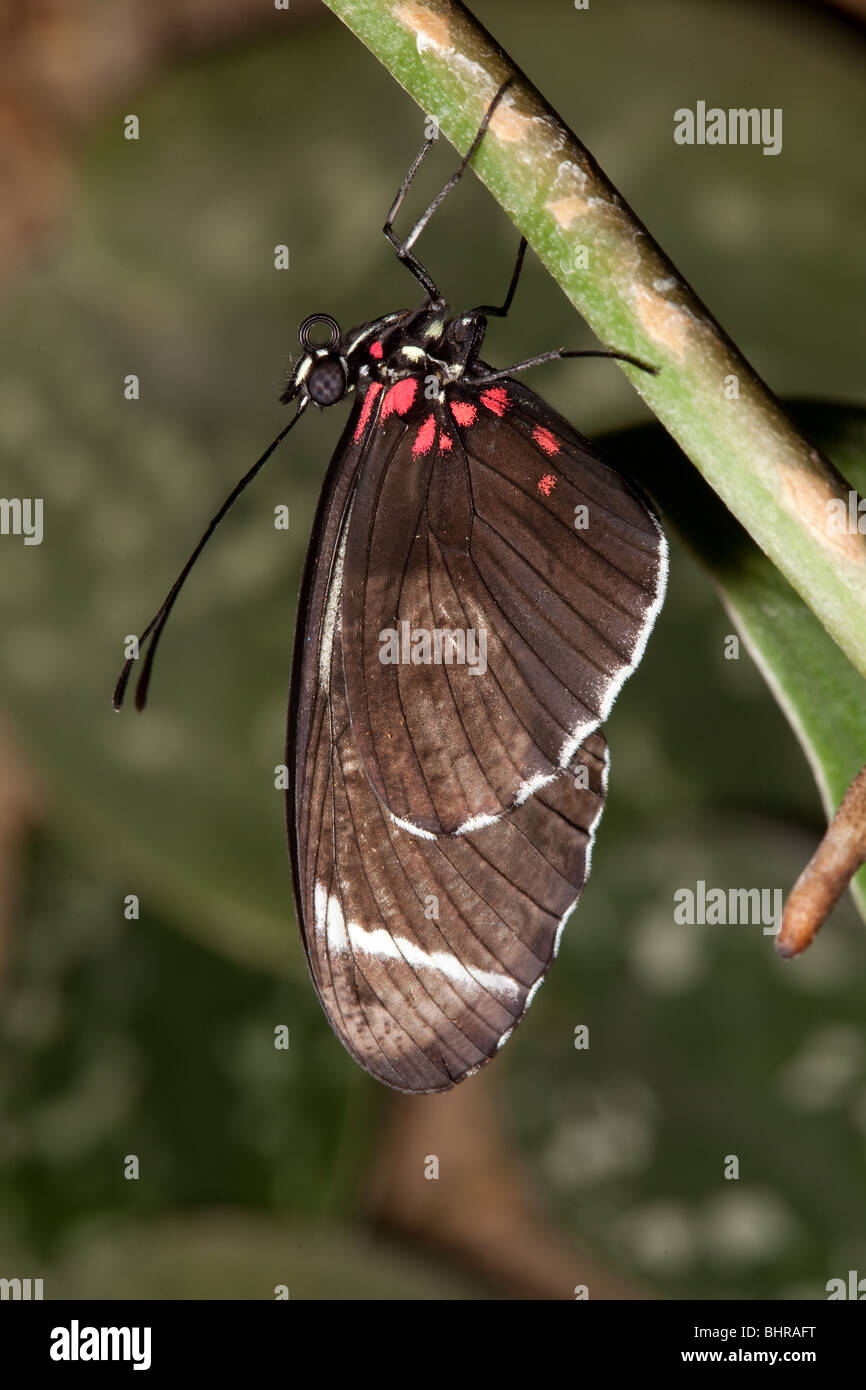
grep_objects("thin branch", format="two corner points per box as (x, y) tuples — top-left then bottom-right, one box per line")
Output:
(778, 762), (866, 957)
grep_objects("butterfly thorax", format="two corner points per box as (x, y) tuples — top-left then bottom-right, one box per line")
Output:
(287, 305), (490, 410)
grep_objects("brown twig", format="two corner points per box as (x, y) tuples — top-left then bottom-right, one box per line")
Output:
(366, 1072), (651, 1299)
(777, 762), (866, 957)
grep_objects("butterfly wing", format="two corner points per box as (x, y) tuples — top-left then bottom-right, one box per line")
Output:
(293, 635), (608, 1093)
(340, 374), (666, 836)
(288, 384), (609, 1091)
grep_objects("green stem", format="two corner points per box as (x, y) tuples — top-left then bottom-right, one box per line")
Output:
(321, 0), (866, 675)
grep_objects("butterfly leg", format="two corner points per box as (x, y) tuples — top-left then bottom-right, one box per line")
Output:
(383, 77), (517, 302)
(473, 236), (528, 319)
(471, 346), (658, 384)
(382, 137), (442, 300)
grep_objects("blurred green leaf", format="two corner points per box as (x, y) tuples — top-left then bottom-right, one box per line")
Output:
(29, 1213), (488, 1299)
(507, 808), (866, 1300)
(0, 837), (377, 1259)
(606, 402), (866, 922)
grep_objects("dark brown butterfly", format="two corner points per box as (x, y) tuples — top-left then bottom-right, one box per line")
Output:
(115, 82), (667, 1093)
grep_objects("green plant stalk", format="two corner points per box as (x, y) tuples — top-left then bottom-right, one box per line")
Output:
(321, 0), (866, 675)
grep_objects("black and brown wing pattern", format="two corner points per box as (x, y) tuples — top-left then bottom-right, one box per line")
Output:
(288, 381), (609, 1091)
(294, 630), (608, 1093)
(288, 372), (660, 1091)
(340, 375), (666, 835)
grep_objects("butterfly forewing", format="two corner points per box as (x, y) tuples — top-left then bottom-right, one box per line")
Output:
(340, 372), (666, 836)
(289, 381), (415, 786)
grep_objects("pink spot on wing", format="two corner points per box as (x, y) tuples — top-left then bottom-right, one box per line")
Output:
(353, 381), (382, 441)
(369, 340), (383, 359)
(381, 376), (417, 419)
(533, 425), (559, 456)
(480, 387), (509, 417)
(439, 432), (453, 453)
(412, 413), (437, 457)
(537, 473), (557, 496)
(450, 401), (477, 426)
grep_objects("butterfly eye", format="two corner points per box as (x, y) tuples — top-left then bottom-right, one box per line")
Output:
(305, 355), (348, 407)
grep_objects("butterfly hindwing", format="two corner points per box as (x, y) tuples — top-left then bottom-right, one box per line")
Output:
(294, 626), (608, 1093)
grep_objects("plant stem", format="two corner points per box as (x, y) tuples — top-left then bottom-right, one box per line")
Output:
(778, 761), (866, 957)
(321, 0), (866, 675)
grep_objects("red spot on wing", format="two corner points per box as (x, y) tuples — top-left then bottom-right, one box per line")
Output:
(412, 413), (437, 458)
(533, 425), (559, 457)
(353, 381), (382, 442)
(439, 431), (453, 453)
(537, 473), (557, 496)
(450, 401), (477, 426)
(480, 387), (509, 417)
(381, 376), (417, 419)
(369, 340), (384, 359)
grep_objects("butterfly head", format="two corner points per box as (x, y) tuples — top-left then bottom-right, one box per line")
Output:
(281, 313), (349, 408)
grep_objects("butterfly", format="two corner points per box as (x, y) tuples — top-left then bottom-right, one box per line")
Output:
(115, 81), (667, 1093)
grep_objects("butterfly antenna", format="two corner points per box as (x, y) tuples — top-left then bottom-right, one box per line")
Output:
(113, 400), (308, 713)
